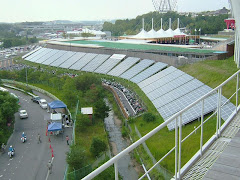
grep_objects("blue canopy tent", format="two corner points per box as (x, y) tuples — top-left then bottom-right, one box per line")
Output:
(48, 122), (62, 132)
(48, 100), (67, 109)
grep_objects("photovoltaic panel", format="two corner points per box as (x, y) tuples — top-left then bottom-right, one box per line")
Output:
(120, 59), (154, 80)
(23, 47), (42, 59)
(59, 52), (86, 69)
(30, 48), (53, 62)
(142, 69), (185, 94)
(138, 66), (177, 89)
(107, 57), (140, 77)
(25, 47), (47, 61)
(35, 49), (60, 64)
(130, 62), (168, 84)
(81, 54), (110, 72)
(42, 50), (67, 65)
(50, 51), (76, 67)
(94, 55), (125, 74)
(69, 53), (97, 70)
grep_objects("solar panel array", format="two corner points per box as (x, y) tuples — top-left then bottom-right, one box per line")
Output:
(42, 50), (67, 65)
(131, 62), (168, 84)
(94, 55), (124, 74)
(59, 52), (86, 69)
(107, 57), (140, 77)
(81, 54), (110, 72)
(137, 67), (236, 130)
(23, 48), (236, 131)
(50, 51), (76, 67)
(69, 53), (97, 70)
(120, 59), (154, 80)
(22, 47), (42, 59)
(26, 48), (49, 62)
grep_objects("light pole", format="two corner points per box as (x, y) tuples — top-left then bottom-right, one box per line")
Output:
(199, 28), (201, 44)
(195, 29), (197, 44)
(25, 66), (28, 87)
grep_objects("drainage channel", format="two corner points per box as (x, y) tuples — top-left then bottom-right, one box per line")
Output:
(104, 99), (138, 180)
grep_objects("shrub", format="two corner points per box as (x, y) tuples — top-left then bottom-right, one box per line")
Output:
(76, 114), (92, 131)
(90, 137), (107, 157)
(66, 145), (86, 170)
(143, 112), (156, 122)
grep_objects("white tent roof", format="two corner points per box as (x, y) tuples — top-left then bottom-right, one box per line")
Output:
(132, 29), (150, 39)
(165, 28), (175, 37)
(147, 29), (161, 38)
(157, 29), (168, 37)
(174, 28), (186, 36)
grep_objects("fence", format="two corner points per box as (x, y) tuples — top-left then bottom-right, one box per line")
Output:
(82, 70), (240, 180)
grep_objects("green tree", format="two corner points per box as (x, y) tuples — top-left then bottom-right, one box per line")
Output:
(143, 112), (156, 122)
(94, 99), (109, 120)
(90, 137), (107, 157)
(66, 145), (86, 170)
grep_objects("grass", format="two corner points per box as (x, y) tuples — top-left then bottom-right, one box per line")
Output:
(75, 120), (108, 163)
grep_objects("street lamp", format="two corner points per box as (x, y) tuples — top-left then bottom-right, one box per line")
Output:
(194, 29), (197, 44)
(199, 28), (201, 44)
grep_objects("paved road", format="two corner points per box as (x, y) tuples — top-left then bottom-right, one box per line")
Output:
(0, 88), (71, 180)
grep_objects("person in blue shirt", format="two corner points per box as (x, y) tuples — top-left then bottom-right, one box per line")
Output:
(9, 145), (13, 152)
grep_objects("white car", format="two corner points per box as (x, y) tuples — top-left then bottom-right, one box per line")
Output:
(39, 99), (48, 109)
(19, 110), (28, 119)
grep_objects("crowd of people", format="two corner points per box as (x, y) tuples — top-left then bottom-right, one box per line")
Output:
(102, 79), (144, 115)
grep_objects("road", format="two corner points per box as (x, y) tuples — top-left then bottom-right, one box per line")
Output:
(0, 88), (71, 180)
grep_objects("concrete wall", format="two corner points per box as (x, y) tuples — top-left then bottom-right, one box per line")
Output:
(46, 43), (221, 67)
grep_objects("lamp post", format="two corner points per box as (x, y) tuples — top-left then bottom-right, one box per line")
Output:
(199, 28), (201, 44)
(25, 66), (28, 87)
(194, 29), (197, 44)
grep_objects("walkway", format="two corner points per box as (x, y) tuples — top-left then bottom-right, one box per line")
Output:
(182, 112), (240, 180)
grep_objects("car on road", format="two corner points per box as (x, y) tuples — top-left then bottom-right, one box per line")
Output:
(39, 99), (48, 109)
(19, 110), (28, 119)
(31, 96), (41, 103)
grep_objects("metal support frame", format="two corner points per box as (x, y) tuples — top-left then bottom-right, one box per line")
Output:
(178, 115), (182, 179)
(114, 162), (118, 180)
(200, 99), (204, 155)
(175, 118), (178, 180)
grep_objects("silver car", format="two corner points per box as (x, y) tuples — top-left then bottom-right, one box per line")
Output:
(19, 110), (28, 119)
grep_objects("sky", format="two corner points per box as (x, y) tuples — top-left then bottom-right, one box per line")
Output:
(0, 0), (230, 23)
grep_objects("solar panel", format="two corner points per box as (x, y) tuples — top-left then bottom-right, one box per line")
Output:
(59, 52), (86, 69)
(50, 51), (76, 67)
(130, 62), (168, 84)
(81, 54), (110, 72)
(138, 66), (177, 89)
(69, 53), (97, 70)
(23, 47), (42, 59)
(42, 50), (67, 65)
(94, 54), (125, 74)
(35, 49), (60, 64)
(120, 59), (154, 80)
(30, 48), (53, 62)
(107, 57), (140, 77)
(142, 69), (185, 95)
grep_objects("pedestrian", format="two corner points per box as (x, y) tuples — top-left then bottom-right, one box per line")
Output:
(1, 143), (5, 153)
(47, 160), (53, 174)
(66, 119), (69, 126)
(37, 133), (41, 144)
(66, 135), (69, 145)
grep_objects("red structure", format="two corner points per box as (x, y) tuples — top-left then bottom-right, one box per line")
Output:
(224, 18), (235, 29)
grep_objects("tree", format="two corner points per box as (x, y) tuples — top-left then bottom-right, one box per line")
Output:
(76, 114), (91, 131)
(90, 137), (107, 157)
(143, 112), (156, 122)
(94, 99), (109, 120)
(66, 145), (86, 170)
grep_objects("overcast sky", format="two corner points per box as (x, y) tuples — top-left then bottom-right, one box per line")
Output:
(0, 0), (229, 23)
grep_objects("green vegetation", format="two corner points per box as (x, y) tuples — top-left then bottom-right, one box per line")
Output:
(143, 112), (156, 122)
(102, 11), (228, 36)
(90, 137), (107, 157)
(0, 91), (20, 144)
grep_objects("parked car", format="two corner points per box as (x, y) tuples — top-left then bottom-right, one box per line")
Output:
(39, 99), (48, 109)
(31, 96), (41, 103)
(19, 110), (28, 119)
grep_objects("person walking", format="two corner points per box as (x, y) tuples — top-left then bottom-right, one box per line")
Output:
(66, 135), (69, 145)
(1, 143), (5, 153)
(47, 160), (53, 174)
(37, 133), (41, 144)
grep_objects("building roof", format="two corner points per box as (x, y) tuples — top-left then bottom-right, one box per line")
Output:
(81, 107), (93, 115)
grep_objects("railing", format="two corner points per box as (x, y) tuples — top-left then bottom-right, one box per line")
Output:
(82, 69), (240, 180)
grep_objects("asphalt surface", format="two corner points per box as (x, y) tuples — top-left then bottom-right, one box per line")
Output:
(0, 88), (71, 180)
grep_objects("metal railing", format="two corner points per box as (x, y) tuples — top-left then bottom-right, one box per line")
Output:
(82, 70), (240, 180)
